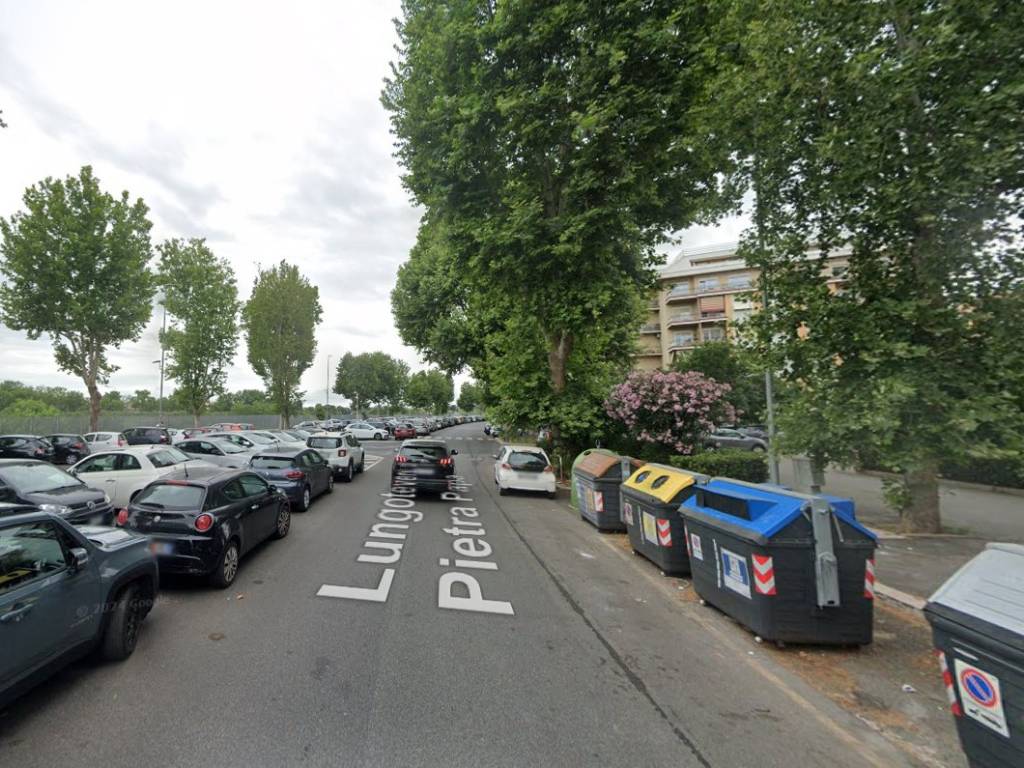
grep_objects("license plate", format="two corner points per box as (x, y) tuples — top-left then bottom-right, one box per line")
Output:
(89, 515), (105, 525)
(149, 541), (174, 555)
(414, 468), (437, 476)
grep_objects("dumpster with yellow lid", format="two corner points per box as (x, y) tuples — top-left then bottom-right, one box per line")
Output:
(622, 462), (708, 575)
(573, 449), (643, 532)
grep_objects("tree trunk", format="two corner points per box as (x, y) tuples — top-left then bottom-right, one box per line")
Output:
(901, 466), (941, 533)
(547, 332), (574, 445)
(86, 380), (101, 432)
(192, 411), (201, 428)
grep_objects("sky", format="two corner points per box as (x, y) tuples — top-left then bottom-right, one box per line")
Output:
(0, 1), (747, 406)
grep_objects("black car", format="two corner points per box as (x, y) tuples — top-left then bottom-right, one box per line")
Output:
(122, 426), (171, 446)
(45, 434), (91, 465)
(391, 440), (458, 495)
(0, 459), (113, 525)
(0, 435), (55, 462)
(247, 448), (333, 512)
(119, 468), (291, 589)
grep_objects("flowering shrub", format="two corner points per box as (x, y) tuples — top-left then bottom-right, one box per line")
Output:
(605, 370), (735, 455)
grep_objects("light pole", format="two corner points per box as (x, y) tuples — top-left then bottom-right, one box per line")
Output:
(326, 354), (332, 414)
(753, 153), (781, 486)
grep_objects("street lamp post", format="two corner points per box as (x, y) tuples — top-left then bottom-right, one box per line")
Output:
(326, 354), (332, 414)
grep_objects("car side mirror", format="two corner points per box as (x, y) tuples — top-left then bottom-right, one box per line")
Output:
(450, 449), (458, 456)
(69, 547), (90, 571)
(492, 454), (500, 460)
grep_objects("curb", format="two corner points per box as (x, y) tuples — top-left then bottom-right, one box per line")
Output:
(876, 583), (927, 612)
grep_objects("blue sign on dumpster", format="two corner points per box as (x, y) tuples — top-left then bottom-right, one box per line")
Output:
(721, 547), (751, 599)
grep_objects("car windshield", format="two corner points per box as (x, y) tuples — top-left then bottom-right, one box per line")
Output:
(244, 433), (276, 444)
(134, 483), (205, 510)
(0, 464), (82, 493)
(213, 441), (247, 454)
(250, 456), (294, 469)
(285, 430), (309, 439)
(149, 448), (191, 468)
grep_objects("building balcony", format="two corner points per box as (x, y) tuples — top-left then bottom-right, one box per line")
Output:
(666, 314), (698, 327)
(699, 312), (727, 321)
(633, 348), (663, 357)
(639, 323), (661, 335)
(667, 338), (697, 352)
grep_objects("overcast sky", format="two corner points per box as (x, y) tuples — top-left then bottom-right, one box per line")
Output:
(0, 1), (746, 405)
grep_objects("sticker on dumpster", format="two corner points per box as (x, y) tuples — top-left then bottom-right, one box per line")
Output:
(690, 533), (703, 561)
(954, 660), (1010, 737)
(623, 502), (634, 525)
(576, 482), (587, 510)
(594, 491), (604, 512)
(656, 519), (672, 546)
(720, 548), (751, 599)
(752, 554), (776, 596)
(642, 512), (658, 545)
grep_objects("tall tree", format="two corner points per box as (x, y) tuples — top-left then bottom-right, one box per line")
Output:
(241, 261), (322, 426)
(129, 390), (158, 412)
(384, 1), (723, 446)
(157, 238), (240, 426)
(703, 0), (1024, 531)
(673, 341), (766, 423)
(405, 369), (454, 415)
(0, 166), (154, 429)
(334, 351), (410, 414)
(456, 381), (482, 412)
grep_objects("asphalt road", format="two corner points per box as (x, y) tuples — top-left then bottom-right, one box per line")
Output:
(0, 422), (917, 767)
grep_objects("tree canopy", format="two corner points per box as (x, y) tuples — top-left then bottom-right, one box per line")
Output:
(405, 369), (454, 415)
(0, 166), (154, 430)
(241, 261), (322, 426)
(456, 380), (482, 412)
(334, 351), (410, 413)
(673, 341), (765, 423)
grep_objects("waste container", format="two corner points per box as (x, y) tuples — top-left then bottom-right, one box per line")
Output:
(573, 450), (642, 532)
(925, 543), (1024, 768)
(680, 479), (877, 645)
(569, 450), (597, 512)
(621, 463), (708, 576)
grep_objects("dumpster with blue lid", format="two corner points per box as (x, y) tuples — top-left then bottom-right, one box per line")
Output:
(621, 463), (708, 576)
(680, 478), (877, 645)
(925, 543), (1024, 768)
(573, 449), (643, 532)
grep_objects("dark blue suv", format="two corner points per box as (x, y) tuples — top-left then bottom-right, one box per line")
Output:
(0, 512), (158, 707)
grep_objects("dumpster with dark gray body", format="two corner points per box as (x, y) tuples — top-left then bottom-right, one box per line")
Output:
(573, 450), (641, 532)
(621, 463), (707, 576)
(680, 479), (877, 645)
(925, 543), (1024, 768)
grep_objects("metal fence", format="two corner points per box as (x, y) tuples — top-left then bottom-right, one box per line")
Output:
(0, 412), (283, 435)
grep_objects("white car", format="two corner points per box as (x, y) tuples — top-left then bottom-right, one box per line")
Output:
(344, 422), (387, 441)
(306, 432), (365, 481)
(204, 431), (278, 451)
(255, 429), (308, 450)
(494, 445), (556, 498)
(70, 445), (216, 507)
(84, 431), (127, 451)
(175, 438), (251, 468)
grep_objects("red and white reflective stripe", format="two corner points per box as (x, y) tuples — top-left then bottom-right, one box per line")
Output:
(684, 522), (692, 556)
(752, 554), (776, 596)
(656, 519), (672, 546)
(936, 650), (962, 717)
(864, 558), (876, 600)
(594, 492), (604, 512)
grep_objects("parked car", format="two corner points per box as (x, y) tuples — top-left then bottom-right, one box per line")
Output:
(0, 459), (113, 525)
(0, 501), (39, 517)
(70, 446), (216, 508)
(707, 428), (768, 452)
(208, 422), (255, 431)
(247, 448), (333, 511)
(306, 432), (364, 482)
(343, 421), (387, 441)
(44, 434), (91, 465)
(393, 423), (417, 440)
(320, 419), (350, 432)
(390, 440), (458, 495)
(122, 426), (171, 446)
(180, 427), (214, 440)
(84, 431), (127, 451)
(409, 419), (430, 437)
(253, 429), (307, 450)
(738, 425), (769, 440)
(493, 445), (556, 499)
(176, 438), (251, 468)
(292, 421), (322, 431)
(280, 429), (312, 441)
(0, 510), (158, 708)
(204, 430), (277, 451)
(118, 468), (290, 589)
(367, 420), (392, 436)
(0, 435), (55, 462)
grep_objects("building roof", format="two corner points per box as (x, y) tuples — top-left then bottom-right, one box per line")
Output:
(660, 240), (852, 280)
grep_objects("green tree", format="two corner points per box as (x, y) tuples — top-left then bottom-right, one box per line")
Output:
(101, 391), (126, 412)
(0, 398), (58, 417)
(157, 238), (240, 426)
(456, 381), (482, 412)
(333, 352), (410, 414)
(673, 342), (765, 423)
(0, 166), (154, 430)
(129, 389), (158, 412)
(241, 261), (322, 426)
(384, 1), (722, 446)
(405, 369), (454, 415)
(704, 0), (1024, 531)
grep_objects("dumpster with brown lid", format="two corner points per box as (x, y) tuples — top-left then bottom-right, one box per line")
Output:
(573, 449), (642, 532)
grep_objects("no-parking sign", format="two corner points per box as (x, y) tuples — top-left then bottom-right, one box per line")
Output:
(954, 659), (1010, 738)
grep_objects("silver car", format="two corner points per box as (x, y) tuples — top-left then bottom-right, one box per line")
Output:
(707, 428), (767, 452)
(175, 438), (252, 468)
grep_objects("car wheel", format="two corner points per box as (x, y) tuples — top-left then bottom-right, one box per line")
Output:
(65, 454), (77, 466)
(300, 486), (312, 511)
(100, 583), (144, 661)
(272, 502), (291, 539)
(547, 491), (557, 500)
(751, 445), (766, 452)
(343, 462), (354, 483)
(498, 486), (508, 496)
(356, 457), (365, 474)
(209, 540), (240, 589)
(326, 474), (335, 494)
(375, 432), (383, 440)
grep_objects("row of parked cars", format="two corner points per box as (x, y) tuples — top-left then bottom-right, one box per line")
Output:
(295, 414), (482, 438)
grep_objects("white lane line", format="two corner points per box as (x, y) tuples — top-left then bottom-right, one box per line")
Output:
(363, 455), (385, 470)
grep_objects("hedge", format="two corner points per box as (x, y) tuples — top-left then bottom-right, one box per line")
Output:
(939, 456), (1024, 490)
(669, 450), (769, 483)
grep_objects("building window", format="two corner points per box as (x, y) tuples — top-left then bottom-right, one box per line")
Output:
(727, 274), (752, 290)
(673, 334), (694, 347)
(669, 283), (691, 296)
(698, 278), (720, 292)
(702, 327), (725, 342)
(831, 265), (849, 278)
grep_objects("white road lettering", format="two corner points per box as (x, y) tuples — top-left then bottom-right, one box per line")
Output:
(318, 568), (395, 602)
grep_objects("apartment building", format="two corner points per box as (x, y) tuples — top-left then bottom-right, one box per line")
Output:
(634, 242), (850, 370)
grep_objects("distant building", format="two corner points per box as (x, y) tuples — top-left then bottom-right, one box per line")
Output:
(634, 241), (850, 370)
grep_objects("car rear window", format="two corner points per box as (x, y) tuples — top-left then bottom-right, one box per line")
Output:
(401, 445), (446, 460)
(135, 483), (205, 510)
(509, 451), (547, 471)
(149, 448), (190, 468)
(309, 437), (342, 449)
(250, 456), (294, 469)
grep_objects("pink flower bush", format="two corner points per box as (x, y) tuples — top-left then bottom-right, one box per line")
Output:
(605, 370), (735, 455)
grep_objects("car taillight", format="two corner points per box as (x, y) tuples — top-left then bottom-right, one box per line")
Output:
(160, 436), (169, 443)
(285, 470), (304, 480)
(501, 463), (511, 470)
(395, 455), (408, 463)
(116, 508), (129, 526)
(337, 449), (347, 457)
(543, 465), (554, 473)
(194, 513), (214, 532)
(34, 448), (44, 455)
(72, 442), (84, 450)
(440, 457), (453, 467)
(117, 438), (125, 447)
